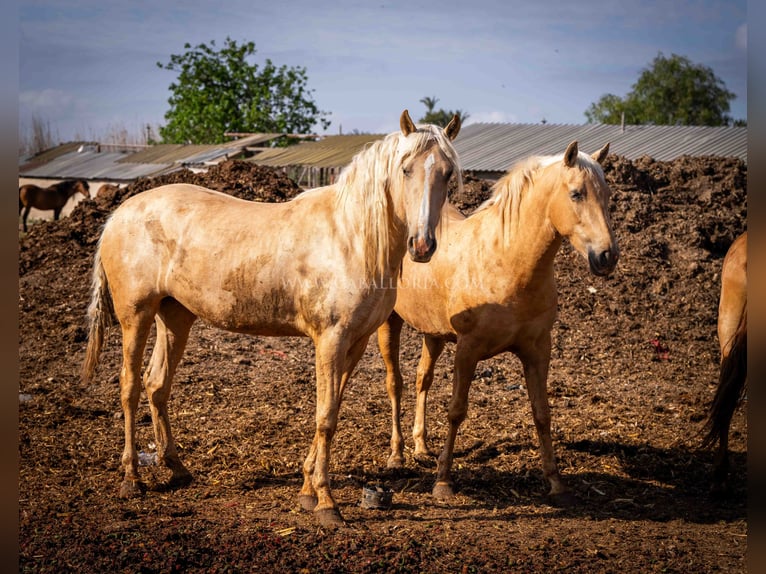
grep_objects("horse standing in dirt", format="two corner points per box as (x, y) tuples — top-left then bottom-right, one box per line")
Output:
(81, 110), (462, 527)
(377, 141), (618, 505)
(701, 231), (747, 493)
(18, 179), (90, 232)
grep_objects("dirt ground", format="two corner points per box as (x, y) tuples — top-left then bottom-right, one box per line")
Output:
(19, 154), (747, 572)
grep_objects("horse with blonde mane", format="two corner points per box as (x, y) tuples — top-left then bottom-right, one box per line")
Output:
(81, 110), (462, 527)
(19, 179), (90, 232)
(378, 141), (618, 505)
(701, 231), (746, 493)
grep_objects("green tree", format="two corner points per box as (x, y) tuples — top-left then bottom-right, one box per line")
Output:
(157, 38), (330, 144)
(419, 96), (470, 127)
(585, 52), (738, 126)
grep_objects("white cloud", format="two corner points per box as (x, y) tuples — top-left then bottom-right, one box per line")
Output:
(19, 89), (77, 116)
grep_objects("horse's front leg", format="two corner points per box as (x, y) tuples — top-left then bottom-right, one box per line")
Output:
(432, 342), (479, 500)
(300, 332), (366, 528)
(519, 334), (574, 506)
(22, 206), (31, 232)
(53, 207), (62, 221)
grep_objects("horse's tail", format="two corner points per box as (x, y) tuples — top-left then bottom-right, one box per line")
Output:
(81, 242), (115, 383)
(701, 304), (747, 450)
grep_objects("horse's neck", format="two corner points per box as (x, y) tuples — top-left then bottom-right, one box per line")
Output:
(474, 186), (561, 277)
(56, 182), (75, 196)
(334, 181), (406, 282)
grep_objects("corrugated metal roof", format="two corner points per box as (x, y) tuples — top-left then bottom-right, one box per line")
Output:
(18, 141), (92, 173)
(453, 123), (747, 173)
(180, 133), (285, 165)
(117, 133), (284, 165)
(19, 149), (174, 181)
(248, 134), (385, 168)
(116, 144), (206, 164)
(18, 124), (747, 182)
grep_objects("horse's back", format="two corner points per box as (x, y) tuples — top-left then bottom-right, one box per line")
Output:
(19, 182), (71, 210)
(102, 183), (324, 276)
(98, 182), (373, 336)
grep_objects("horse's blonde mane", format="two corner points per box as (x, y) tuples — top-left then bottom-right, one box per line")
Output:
(335, 124), (462, 279)
(474, 151), (604, 245)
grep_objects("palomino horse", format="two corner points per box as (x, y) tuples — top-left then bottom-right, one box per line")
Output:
(81, 110), (462, 528)
(18, 179), (90, 232)
(377, 141), (618, 504)
(701, 231), (746, 493)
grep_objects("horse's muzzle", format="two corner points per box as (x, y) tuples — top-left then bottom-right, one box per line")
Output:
(588, 248), (618, 276)
(408, 235), (437, 263)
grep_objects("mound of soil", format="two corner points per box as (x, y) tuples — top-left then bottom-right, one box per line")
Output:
(19, 155), (747, 572)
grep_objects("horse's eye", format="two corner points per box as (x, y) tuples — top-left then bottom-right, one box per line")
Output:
(402, 166), (412, 177)
(570, 189), (584, 201)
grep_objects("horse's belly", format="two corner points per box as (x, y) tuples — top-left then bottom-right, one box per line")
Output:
(394, 295), (453, 338)
(166, 277), (307, 336)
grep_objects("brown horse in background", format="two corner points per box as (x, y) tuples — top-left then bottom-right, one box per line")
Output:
(19, 179), (90, 232)
(701, 231), (747, 493)
(377, 141), (618, 505)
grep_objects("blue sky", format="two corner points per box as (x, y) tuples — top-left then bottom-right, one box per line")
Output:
(19, 0), (748, 142)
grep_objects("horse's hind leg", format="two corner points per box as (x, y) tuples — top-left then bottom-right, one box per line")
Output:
(378, 312), (407, 468)
(433, 341), (479, 500)
(712, 430), (730, 494)
(144, 299), (196, 489)
(118, 313), (155, 498)
(412, 335), (445, 460)
(519, 336), (574, 506)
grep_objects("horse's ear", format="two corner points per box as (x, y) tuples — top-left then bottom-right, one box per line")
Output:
(592, 142), (610, 165)
(563, 141), (579, 167)
(444, 114), (461, 141)
(400, 109), (417, 136)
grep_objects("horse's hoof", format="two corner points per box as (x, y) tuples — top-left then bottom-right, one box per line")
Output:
(413, 451), (437, 468)
(314, 507), (345, 529)
(549, 490), (578, 507)
(298, 494), (318, 512)
(119, 479), (146, 499)
(167, 471), (193, 489)
(432, 481), (455, 500)
(386, 455), (405, 470)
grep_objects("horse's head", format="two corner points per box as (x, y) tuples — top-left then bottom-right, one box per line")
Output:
(546, 141), (618, 276)
(397, 109), (461, 262)
(75, 179), (91, 199)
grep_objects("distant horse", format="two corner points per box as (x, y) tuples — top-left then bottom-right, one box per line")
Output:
(377, 141), (618, 505)
(701, 231), (747, 492)
(18, 179), (90, 232)
(96, 183), (121, 197)
(81, 110), (462, 528)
